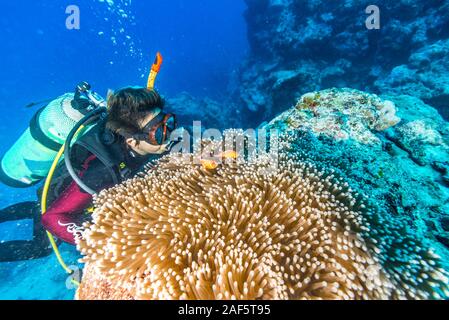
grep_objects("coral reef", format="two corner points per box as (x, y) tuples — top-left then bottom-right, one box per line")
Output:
(267, 88), (449, 264)
(237, 0), (449, 122)
(76, 92), (449, 299)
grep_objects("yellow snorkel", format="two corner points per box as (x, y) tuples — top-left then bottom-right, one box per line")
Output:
(147, 52), (163, 90)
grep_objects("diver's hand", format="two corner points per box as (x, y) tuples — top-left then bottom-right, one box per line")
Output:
(155, 137), (183, 155)
(153, 143), (170, 155)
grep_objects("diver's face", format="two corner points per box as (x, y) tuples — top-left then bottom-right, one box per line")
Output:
(125, 110), (170, 155)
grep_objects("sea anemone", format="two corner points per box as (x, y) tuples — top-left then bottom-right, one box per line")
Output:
(76, 140), (449, 300)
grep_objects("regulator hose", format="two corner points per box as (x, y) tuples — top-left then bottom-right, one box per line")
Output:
(64, 107), (107, 195)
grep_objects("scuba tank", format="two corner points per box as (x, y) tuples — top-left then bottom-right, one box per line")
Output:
(0, 82), (105, 188)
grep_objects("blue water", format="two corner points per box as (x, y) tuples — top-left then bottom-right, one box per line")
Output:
(0, 0), (248, 300)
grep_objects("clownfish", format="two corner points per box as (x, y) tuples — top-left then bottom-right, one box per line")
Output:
(200, 150), (239, 171)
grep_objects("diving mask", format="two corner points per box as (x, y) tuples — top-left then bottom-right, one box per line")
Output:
(134, 112), (177, 146)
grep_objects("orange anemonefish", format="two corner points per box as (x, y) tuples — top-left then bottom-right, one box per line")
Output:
(200, 150), (239, 170)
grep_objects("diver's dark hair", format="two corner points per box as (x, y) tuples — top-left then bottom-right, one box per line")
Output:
(106, 87), (165, 137)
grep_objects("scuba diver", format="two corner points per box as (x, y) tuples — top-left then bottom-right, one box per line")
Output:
(0, 85), (177, 260)
(42, 85), (176, 244)
(0, 53), (179, 261)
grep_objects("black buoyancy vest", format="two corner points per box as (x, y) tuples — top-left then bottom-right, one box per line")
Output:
(42, 120), (152, 204)
(72, 119), (158, 184)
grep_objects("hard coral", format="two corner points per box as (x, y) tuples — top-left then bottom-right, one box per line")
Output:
(283, 88), (401, 144)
